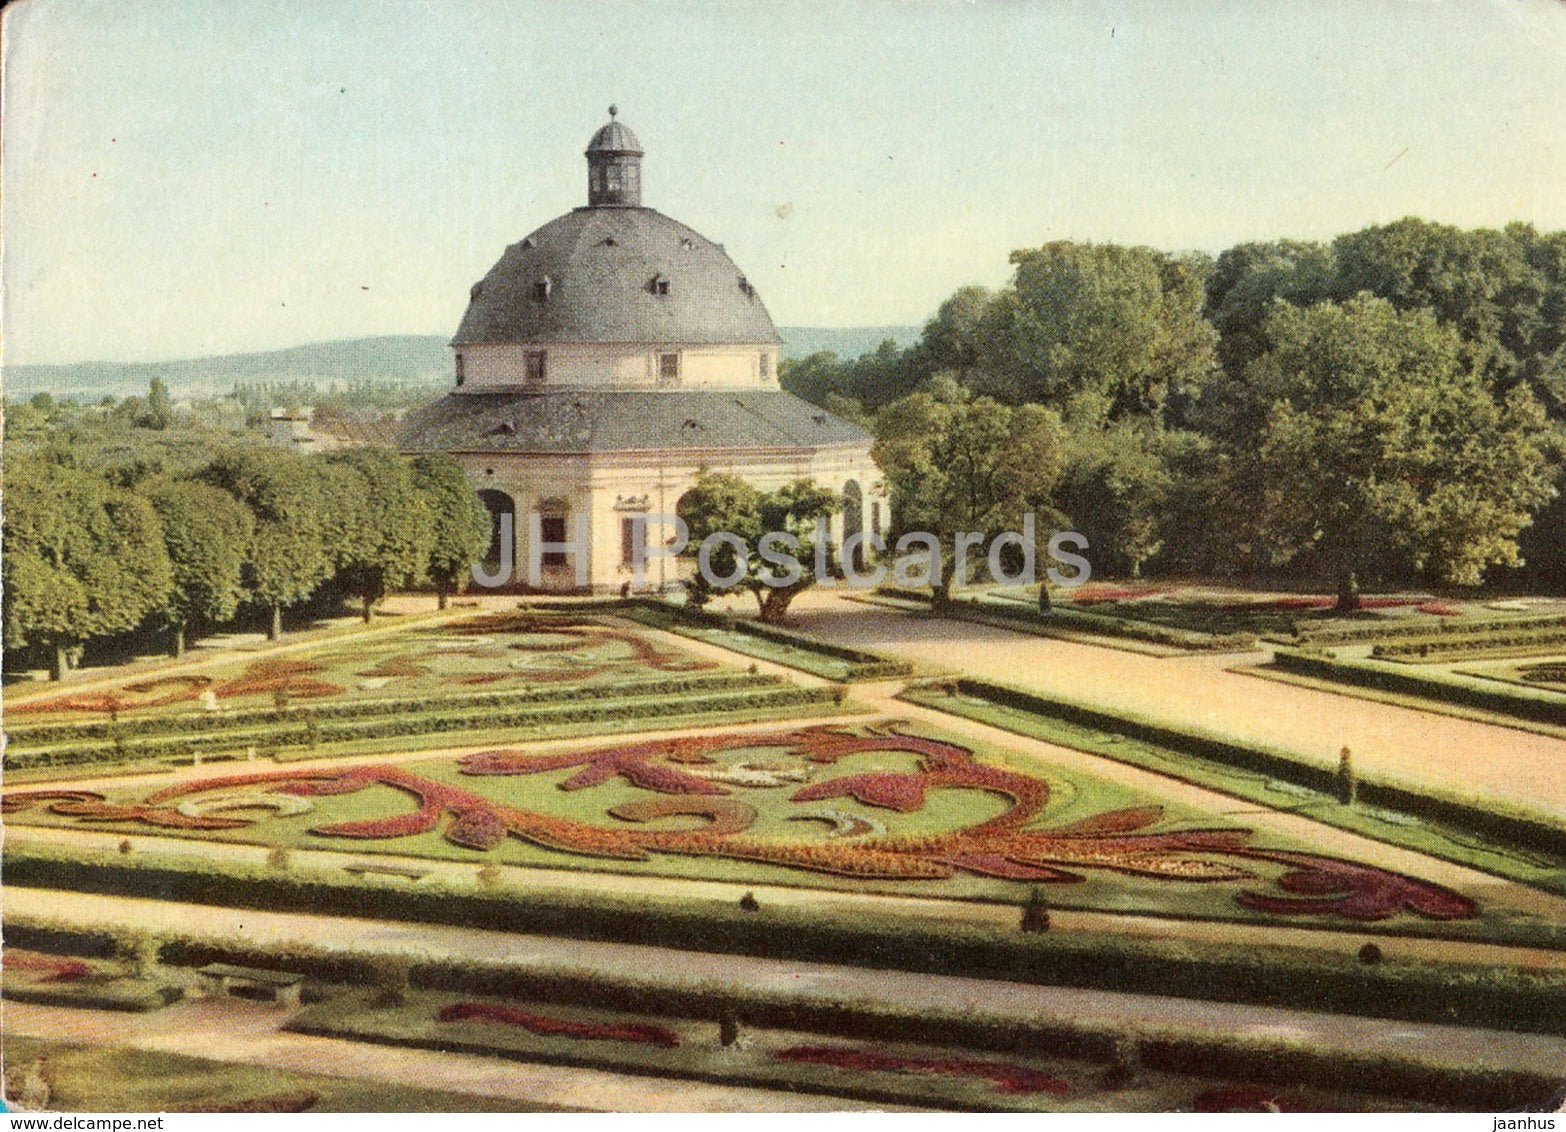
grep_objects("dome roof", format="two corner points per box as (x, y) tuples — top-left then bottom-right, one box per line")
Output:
(585, 108), (643, 156)
(452, 206), (781, 347)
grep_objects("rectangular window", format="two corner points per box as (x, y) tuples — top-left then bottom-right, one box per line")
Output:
(525, 350), (547, 385)
(759, 352), (771, 379)
(540, 515), (567, 567)
(606, 165), (623, 192)
(658, 352), (680, 386)
(620, 516), (644, 567)
(454, 352), (465, 386)
(872, 501), (883, 537)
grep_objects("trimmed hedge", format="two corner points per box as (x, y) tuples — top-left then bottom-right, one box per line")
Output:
(943, 676), (1566, 860)
(623, 600), (913, 680)
(1298, 612), (1566, 647)
(1272, 648), (1566, 727)
(870, 586), (1256, 653)
(7, 842), (1565, 1036)
(6, 670), (758, 745)
(1372, 628), (1566, 662)
(1, 979), (182, 1013)
(5, 683), (835, 771)
(975, 600), (1256, 652)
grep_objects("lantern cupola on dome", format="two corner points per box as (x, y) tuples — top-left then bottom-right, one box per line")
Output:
(585, 105), (644, 207)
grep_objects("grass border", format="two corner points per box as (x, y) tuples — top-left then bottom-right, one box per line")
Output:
(1270, 647), (1566, 728)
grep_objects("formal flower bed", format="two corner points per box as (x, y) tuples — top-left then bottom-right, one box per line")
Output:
(0, 949), (93, 982)
(772, 1044), (1068, 1095)
(3, 612), (736, 734)
(437, 1001), (680, 1047)
(5, 723), (1480, 925)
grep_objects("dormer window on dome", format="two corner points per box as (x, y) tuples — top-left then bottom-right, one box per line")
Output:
(533, 276), (552, 302)
(586, 106), (644, 208)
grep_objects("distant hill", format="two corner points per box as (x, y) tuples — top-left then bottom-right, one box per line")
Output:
(3, 335), (453, 401)
(778, 325), (922, 361)
(4, 327), (924, 400)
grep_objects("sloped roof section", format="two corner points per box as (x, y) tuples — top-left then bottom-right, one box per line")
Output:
(395, 389), (870, 455)
(452, 207), (782, 347)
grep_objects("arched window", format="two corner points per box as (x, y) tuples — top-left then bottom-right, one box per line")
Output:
(476, 489), (515, 571)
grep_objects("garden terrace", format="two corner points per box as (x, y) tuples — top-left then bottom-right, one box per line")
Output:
(3, 721), (1550, 949)
(18, 917), (1554, 1110)
(285, 987), (1448, 1112)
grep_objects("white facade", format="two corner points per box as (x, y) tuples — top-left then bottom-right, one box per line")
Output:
(455, 342), (780, 391)
(457, 443), (886, 593)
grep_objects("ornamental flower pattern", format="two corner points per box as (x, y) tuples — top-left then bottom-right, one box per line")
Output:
(4, 724), (1478, 923)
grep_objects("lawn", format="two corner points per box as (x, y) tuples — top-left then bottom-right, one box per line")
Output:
(2, 720), (1513, 938)
(1457, 656), (1566, 693)
(0, 1038), (568, 1112)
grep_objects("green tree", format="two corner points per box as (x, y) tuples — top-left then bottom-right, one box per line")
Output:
(410, 453), (489, 608)
(1332, 218), (1546, 391)
(325, 448), (434, 623)
(144, 479), (254, 656)
(144, 378), (174, 430)
(921, 285), (994, 385)
(677, 474), (841, 623)
(2, 457), (173, 678)
(1236, 295), (1555, 609)
(200, 449), (331, 640)
(1059, 424), (1174, 578)
(873, 378), (1068, 605)
(982, 242), (1218, 424)
(1204, 239), (1336, 380)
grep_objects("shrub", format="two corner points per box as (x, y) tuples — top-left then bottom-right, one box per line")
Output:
(365, 955), (412, 1006)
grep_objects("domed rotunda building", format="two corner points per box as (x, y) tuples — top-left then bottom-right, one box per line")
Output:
(397, 109), (884, 592)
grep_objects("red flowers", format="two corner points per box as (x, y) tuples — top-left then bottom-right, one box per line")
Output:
(438, 1001), (680, 1047)
(1, 950), (93, 982)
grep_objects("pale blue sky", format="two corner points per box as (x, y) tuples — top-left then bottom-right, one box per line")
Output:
(3, 0), (1564, 365)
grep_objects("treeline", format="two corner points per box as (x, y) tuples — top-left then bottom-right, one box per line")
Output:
(784, 217), (1566, 604)
(2, 446), (488, 679)
(228, 379), (447, 416)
